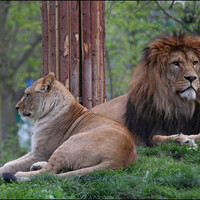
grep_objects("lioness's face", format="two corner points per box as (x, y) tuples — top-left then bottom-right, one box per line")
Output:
(16, 83), (39, 120)
(15, 79), (46, 120)
(166, 50), (200, 101)
(16, 73), (56, 120)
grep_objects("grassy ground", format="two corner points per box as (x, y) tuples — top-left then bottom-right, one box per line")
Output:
(1, 142), (200, 199)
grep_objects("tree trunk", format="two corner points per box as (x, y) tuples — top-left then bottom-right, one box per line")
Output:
(0, 2), (40, 157)
(0, 3), (20, 158)
(0, 81), (2, 147)
(0, 77), (19, 159)
(1, 81), (17, 140)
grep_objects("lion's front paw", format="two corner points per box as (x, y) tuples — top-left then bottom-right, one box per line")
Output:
(30, 161), (47, 171)
(175, 133), (197, 147)
(189, 133), (200, 143)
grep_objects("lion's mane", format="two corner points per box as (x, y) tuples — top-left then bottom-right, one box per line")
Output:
(124, 33), (200, 145)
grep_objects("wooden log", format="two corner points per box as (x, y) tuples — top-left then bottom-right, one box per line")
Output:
(91, 1), (100, 107)
(49, 1), (57, 75)
(55, 1), (60, 80)
(41, 1), (106, 107)
(102, 1), (107, 103)
(59, 1), (69, 88)
(41, 1), (49, 76)
(81, 1), (92, 109)
(70, 1), (80, 102)
(99, 1), (104, 104)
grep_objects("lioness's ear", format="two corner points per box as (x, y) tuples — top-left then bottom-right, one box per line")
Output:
(39, 72), (56, 93)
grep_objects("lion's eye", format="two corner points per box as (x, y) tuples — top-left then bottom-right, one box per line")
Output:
(193, 61), (198, 66)
(172, 61), (180, 66)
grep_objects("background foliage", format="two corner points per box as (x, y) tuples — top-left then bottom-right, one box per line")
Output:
(0, 1), (41, 162)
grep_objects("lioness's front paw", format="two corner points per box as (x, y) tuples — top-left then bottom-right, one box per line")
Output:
(14, 172), (30, 181)
(15, 171), (25, 177)
(30, 161), (47, 171)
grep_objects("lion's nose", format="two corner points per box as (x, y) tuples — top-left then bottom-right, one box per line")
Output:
(184, 75), (197, 83)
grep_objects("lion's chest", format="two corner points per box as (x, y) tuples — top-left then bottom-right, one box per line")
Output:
(126, 103), (200, 145)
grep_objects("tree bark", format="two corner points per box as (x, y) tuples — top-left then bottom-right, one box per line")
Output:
(41, 1), (106, 108)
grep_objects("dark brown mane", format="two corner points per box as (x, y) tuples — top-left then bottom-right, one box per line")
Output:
(124, 32), (200, 145)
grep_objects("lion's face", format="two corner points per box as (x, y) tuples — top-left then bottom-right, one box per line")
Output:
(166, 50), (200, 101)
(128, 33), (200, 119)
(16, 73), (56, 120)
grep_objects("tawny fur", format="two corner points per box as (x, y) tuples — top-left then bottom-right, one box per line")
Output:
(0, 73), (136, 180)
(92, 33), (200, 146)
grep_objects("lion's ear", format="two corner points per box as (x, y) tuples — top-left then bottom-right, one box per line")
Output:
(37, 72), (56, 93)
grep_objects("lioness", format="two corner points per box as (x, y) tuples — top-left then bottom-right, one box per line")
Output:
(0, 72), (136, 181)
(92, 33), (200, 146)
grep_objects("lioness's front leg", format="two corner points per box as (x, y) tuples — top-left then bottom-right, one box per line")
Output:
(30, 161), (48, 171)
(0, 152), (41, 176)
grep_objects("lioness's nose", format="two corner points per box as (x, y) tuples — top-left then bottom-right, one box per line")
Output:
(184, 75), (197, 83)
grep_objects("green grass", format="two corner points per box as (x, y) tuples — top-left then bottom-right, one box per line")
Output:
(1, 142), (200, 199)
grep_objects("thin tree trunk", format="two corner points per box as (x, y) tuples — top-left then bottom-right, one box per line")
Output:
(0, 2), (41, 161)
(0, 78), (19, 161)
(0, 80), (2, 147)
(1, 82), (16, 141)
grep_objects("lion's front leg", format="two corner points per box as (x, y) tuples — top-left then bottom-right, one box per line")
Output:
(0, 152), (40, 177)
(150, 133), (197, 147)
(188, 133), (200, 143)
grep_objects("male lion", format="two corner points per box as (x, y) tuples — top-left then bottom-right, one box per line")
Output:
(92, 33), (200, 146)
(0, 72), (136, 181)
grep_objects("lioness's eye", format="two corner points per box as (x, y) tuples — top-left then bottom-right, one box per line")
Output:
(172, 61), (180, 66)
(193, 61), (198, 65)
(24, 93), (30, 98)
